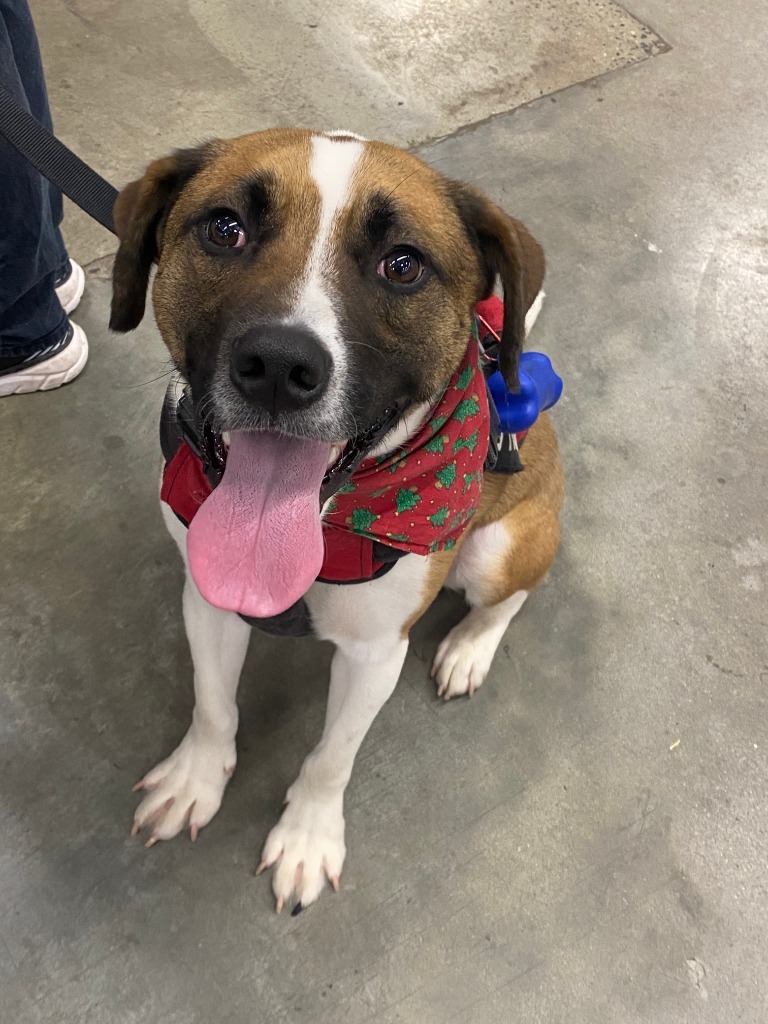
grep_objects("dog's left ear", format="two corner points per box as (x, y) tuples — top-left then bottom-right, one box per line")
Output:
(110, 143), (216, 332)
(449, 183), (545, 391)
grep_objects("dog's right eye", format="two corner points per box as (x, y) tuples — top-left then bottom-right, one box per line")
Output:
(205, 211), (247, 249)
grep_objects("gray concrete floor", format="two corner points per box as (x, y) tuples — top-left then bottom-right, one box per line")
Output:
(1, 0), (767, 1021)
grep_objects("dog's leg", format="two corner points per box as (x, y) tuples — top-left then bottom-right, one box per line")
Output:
(132, 507), (251, 844)
(432, 504), (559, 699)
(432, 583), (529, 700)
(259, 635), (406, 911)
(257, 554), (435, 911)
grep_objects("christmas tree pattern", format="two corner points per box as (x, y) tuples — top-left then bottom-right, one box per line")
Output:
(425, 433), (449, 455)
(456, 364), (474, 391)
(395, 487), (421, 514)
(455, 395), (480, 423)
(429, 505), (450, 528)
(462, 471), (479, 494)
(348, 507), (379, 532)
(449, 511), (465, 531)
(453, 428), (480, 454)
(435, 462), (457, 490)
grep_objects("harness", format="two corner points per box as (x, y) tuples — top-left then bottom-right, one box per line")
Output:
(161, 297), (561, 637)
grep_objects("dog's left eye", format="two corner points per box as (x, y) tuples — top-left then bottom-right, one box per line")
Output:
(205, 211), (247, 249)
(377, 248), (424, 285)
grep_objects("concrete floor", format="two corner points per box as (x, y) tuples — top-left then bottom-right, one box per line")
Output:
(1, 0), (767, 1021)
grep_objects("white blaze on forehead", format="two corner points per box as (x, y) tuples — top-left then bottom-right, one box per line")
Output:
(324, 129), (368, 141)
(285, 133), (365, 415)
(309, 134), (364, 257)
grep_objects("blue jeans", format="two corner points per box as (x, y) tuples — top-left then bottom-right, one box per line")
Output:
(0, 0), (69, 360)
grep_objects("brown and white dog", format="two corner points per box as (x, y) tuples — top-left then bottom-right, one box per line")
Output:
(111, 128), (563, 912)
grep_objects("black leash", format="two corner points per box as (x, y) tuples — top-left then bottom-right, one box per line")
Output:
(0, 84), (118, 235)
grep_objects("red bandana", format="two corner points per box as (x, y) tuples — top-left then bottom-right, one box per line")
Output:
(322, 340), (488, 556)
(161, 315), (493, 584)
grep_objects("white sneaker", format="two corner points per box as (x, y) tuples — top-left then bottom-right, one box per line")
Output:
(54, 260), (85, 314)
(0, 321), (89, 396)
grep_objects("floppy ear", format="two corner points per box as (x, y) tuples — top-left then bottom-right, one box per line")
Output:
(450, 183), (545, 391)
(110, 144), (215, 332)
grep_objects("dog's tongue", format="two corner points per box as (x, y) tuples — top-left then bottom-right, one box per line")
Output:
(187, 431), (331, 617)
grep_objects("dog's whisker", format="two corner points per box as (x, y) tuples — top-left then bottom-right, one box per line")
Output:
(348, 338), (384, 356)
(117, 365), (177, 389)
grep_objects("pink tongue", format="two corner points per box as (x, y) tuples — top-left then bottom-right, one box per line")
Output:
(187, 431), (332, 617)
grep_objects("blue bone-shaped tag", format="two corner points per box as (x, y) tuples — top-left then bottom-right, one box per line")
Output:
(487, 352), (563, 435)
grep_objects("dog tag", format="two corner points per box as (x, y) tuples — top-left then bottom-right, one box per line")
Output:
(487, 352), (563, 435)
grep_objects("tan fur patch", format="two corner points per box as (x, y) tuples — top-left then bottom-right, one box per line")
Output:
(468, 413), (564, 603)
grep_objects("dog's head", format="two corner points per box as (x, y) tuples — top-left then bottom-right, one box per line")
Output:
(111, 129), (545, 616)
(112, 128), (543, 434)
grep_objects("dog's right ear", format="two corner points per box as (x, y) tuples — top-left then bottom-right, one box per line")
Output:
(110, 143), (215, 332)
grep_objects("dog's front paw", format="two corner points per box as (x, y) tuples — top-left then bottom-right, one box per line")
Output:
(257, 788), (346, 913)
(131, 729), (235, 845)
(431, 623), (496, 700)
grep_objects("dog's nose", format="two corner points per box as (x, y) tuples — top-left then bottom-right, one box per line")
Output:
(230, 325), (331, 414)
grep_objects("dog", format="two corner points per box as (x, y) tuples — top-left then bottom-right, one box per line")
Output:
(110, 128), (564, 912)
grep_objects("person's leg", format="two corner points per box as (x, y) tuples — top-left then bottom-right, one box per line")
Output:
(0, 0), (85, 388)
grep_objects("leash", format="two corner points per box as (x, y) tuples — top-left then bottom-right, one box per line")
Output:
(0, 84), (118, 234)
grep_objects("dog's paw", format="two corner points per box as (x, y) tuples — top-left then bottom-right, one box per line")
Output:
(131, 729), (236, 845)
(257, 788), (346, 913)
(431, 623), (496, 700)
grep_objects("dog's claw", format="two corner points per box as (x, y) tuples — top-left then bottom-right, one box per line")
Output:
(255, 861), (267, 876)
(225, 765), (234, 778)
(330, 876), (340, 894)
(291, 902), (304, 917)
(276, 896), (284, 915)
(145, 835), (159, 849)
(131, 779), (145, 793)
(186, 800), (198, 842)
(130, 820), (140, 838)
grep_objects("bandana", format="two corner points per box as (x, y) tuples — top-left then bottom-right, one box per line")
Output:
(321, 340), (488, 557)
(161, 326), (490, 584)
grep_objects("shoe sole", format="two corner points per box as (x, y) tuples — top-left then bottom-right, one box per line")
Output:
(58, 260), (86, 314)
(0, 323), (89, 396)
